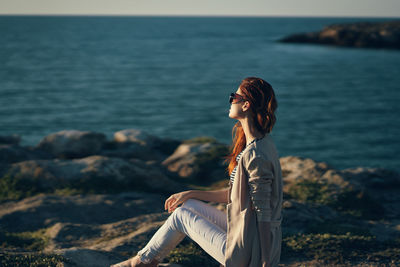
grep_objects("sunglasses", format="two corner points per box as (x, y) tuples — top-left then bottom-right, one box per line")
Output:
(229, 92), (247, 104)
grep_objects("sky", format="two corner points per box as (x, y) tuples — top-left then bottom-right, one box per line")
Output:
(0, 0), (399, 17)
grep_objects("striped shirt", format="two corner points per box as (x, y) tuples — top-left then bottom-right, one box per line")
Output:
(229, 136), (264, 184)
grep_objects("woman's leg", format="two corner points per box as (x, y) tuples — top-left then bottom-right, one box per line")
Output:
(136, 199), (227, 265)
(181, 199), (227, 232)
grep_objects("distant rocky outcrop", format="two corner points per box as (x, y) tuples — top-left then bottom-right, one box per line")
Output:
(1, 130), (399, 266)
(279, 20), (400, 49)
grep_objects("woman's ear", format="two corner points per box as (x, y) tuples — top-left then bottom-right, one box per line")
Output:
(242, 101), (250, 112)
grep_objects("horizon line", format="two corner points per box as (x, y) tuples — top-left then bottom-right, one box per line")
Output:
(0, 13), (399, 19)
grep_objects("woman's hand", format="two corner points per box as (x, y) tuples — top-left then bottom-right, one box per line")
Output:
(164, 190), (192, 213)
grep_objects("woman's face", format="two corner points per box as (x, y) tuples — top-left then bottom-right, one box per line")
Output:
(228, 87), (248, 119)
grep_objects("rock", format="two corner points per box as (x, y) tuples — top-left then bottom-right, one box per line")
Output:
(278, 20), (400, 49)
(3, 155), (186, 194)
(161, 139), (229, 181)
(280, 155), (400, 222)
(162, 142), (212, 178)
(100, 141), (166, 162)
(103, 129), (181, 162)
(341, 167), (400, 190)
(0, 144), (53, 178)
(281, 199), (338, 234)
(280, 156), (330, 185)
(341, 167), (400, 219)
(153, 138), (182, 157)
(0, 134), (21, 145)
(0, 144), (37, 165)
(114, 129), (161, 146)
(36, 130), (107, 159)
(280, 155), (391, 195)
(0, 141), (55, 164)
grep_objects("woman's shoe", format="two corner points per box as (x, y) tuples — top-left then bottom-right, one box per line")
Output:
(110, 255), (159, 267)
(110, 257), (134, 267)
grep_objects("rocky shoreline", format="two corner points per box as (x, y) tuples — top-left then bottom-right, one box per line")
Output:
(278, 20), (400, 49)
(1, 129), (399, 266)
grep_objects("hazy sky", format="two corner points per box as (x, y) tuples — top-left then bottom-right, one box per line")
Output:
(0, 0), (399, 17)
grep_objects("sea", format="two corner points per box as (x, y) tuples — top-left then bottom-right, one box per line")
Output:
(0, 15), (399, 172)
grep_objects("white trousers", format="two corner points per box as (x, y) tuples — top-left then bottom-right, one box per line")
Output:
(136, 198), (227, 265)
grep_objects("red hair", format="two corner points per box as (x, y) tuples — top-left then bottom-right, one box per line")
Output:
(223, 77), (278, 176)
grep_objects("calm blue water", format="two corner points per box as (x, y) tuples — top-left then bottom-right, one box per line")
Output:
(1, 16), (399, 172)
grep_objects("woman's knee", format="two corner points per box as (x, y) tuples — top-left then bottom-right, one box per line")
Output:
(168, 206), (193, 231)
(169, 200), (206, 229)
(170, 205), (191, 221)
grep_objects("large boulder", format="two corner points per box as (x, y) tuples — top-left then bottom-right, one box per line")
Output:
(100, 129), (181, 162)
(280, 156), (331, 185)
(36, 130), (107, 159)
(280, 155), (400, 199)
(161, 137), (229, 182)
(280, 155), (400, 220)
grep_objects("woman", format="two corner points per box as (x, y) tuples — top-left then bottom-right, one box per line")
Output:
(111, 77), (283, 267)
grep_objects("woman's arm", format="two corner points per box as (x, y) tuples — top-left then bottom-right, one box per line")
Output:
(243, 152), (274, 266)
(190, 187), (230, 203)
(165, 187), (230, 213)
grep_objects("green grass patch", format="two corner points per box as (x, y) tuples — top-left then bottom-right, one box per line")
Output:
(287, 179), (385, 220)
(53, 187), (86, 196)
(165, 239), (220, 266)
(0, 251), (70, 267)
(332, 189), (385, 220)
(305, 220), (372, 236)
(282, 232), (400, 265)
(287, 179), (333, 204)
(0, 174), (47, 202)
(0, 229), (49, 251)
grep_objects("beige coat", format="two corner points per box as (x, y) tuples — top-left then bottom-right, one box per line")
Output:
(225, 133), (283, 267)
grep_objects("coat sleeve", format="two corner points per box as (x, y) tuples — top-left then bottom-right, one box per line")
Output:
(243, 152), (274, 222)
